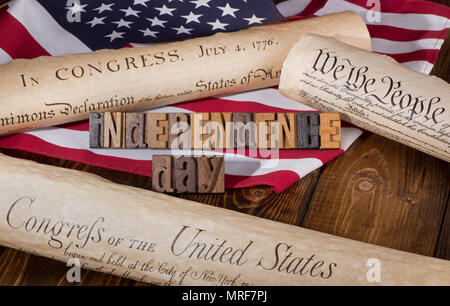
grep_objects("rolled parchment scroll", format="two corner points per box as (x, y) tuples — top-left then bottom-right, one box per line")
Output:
(279, 34), (450, 162)
(0, 153), (449, 285)
(0, 12), (370, 136)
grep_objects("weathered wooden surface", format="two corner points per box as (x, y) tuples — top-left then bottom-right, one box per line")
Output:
(0, 2), (448, 285)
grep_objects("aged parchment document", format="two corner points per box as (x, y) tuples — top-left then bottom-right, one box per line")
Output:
(0, 12), (370, 136)
(279, 34), (450, 162)
(0, 153), (448, 285)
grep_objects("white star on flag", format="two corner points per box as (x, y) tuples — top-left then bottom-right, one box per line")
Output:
(121, 7), (141, 17)
(66, 2), (87, 14)
(140, 28), (159, 37)
(133, 0), (150, 7)
(105, 30), (125, 42)
(218, 3), (239, 18)
(244, 14), (266, 25)
(172, 25), (194, 35)
(147, 16), (167, 28)
(182, 12), (202, 24)
(93, 3), (114, 14)
(208, 19), (228, 30)
(155, 5), (176, 16)
(191, 0), (211, 9)
(113, 19), (134, 29)
(86, 16), (106, 28)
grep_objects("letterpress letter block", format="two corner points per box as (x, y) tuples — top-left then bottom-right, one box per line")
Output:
(209, 112), (232, 149)
(197, 156), (225, 193)
(168, 113), (191, 150)
(174, 156), (197, 193)
(152, 155), (174, 192)
(191, 113), (211, 150)
(232, 112), (256, 149)
(320, 113), (341, 149)
(255, 113), (279, 149)
(103, 112), (124, 148)
(146, 113), (169, 149)
(277, 113), (297, 149)
(89, 112), (104, 148)
(125, 113), (146, 148)
(297, 112), (320, 149)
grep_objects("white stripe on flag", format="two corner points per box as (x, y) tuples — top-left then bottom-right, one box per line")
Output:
(371, 38), (445, 54)
(316, 0), (449, 31)
(0, 48), (12, 65)
(7, 0), (91, 55)
(218, 88), (318, 111)
(276, 0), (313, 17)
(402, 60), (433, 74)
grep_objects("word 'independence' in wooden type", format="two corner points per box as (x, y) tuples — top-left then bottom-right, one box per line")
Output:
(89, 112), (341, 150)
(152, 155), (225, 194)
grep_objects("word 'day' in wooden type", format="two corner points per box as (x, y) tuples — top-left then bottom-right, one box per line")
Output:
(297, 112), (320, 149)
(320, 113), (341, 149)
(89, 112), (104, 148)
(174, 156), (197, 193)
(104, 112), (124, 148)
(152, 155), (224, 193)
(152, 155), (174, 193)
(197, 156), (225, 193)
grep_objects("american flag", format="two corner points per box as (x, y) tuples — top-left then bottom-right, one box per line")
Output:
(0, 0), (448, 192)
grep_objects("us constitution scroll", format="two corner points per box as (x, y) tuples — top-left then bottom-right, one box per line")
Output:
(279, 34), (450, 162)
(0, 11), (370, 136)
(0, 153), (449, 285)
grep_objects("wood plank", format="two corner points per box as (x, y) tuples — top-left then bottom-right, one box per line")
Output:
(435, 196), (450, 260)
(302, 133), (450, 256)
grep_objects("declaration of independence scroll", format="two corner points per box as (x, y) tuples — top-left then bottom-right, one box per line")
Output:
(0, 11), (370, 136)
(0, 153), (449, 285)
(279, 34), (450, 162)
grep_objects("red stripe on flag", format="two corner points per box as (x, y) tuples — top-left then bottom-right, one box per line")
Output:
(299, 0), (328, 17)
(381, 49), (440, 64)
(0, 11), (50, 59)
(367, 25), (449, 42)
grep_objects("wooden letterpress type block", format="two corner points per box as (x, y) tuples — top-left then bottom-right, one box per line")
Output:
(89, 112), (104, 148)
(320, 113), (341, 149)
(191, 113), (210, 150)
(103, 112), (124, 148)
(255, 113), (278, 149)
(297, 112), (320, 149)
(197, 156), (225, 193)
(174, 156), (197, 193)
(152, 155), (174, 193)
(168, 113), (191, 150)
(146, 113), (169, 149)
(125, 113), (146, 148)
(277, 113), (297, 149)
(232, 112), (256, 149)
(209, 112), (232, 149)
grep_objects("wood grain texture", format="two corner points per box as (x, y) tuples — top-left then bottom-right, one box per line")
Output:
(302, 133), (450, 256)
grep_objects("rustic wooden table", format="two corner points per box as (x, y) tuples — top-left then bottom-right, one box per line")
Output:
(0, 2), (449, 286)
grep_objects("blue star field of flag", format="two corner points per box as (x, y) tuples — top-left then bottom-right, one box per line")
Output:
(37, 0), (285, 50)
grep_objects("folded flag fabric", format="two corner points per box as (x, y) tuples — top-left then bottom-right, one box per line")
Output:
(0, 0), (448, 192)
